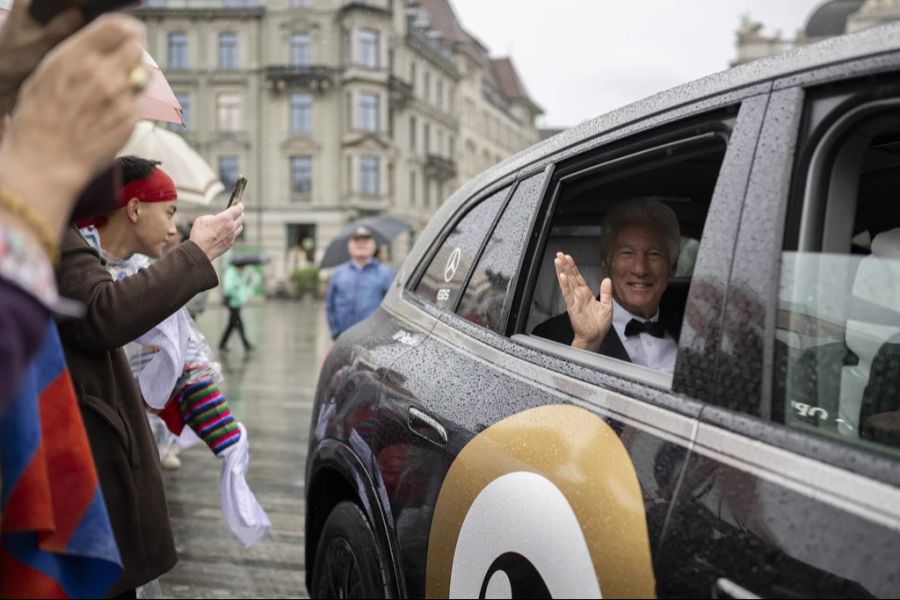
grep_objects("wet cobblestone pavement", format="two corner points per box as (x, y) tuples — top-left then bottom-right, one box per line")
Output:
(158, 300), (331, 599)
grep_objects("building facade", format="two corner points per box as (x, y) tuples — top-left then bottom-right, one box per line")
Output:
(137, 0), (541, 291)
(734, 0), (900, 66)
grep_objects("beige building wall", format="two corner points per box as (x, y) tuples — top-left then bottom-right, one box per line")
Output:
(137, 0), (541, 293)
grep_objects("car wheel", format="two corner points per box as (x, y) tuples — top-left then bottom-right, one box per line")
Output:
(311, 501), (390, 599)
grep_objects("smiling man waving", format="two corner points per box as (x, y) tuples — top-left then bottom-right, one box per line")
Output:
(535, 198), (681, 373)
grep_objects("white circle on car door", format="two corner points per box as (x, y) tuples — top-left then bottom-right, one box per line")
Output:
(449, 471), (601, 599)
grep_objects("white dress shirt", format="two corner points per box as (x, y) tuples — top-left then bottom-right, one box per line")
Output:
(610, 299), (678, 373)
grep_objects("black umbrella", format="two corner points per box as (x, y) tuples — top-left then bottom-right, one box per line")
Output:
(319, 216), (412, 268)
(231, 253), (271, 267)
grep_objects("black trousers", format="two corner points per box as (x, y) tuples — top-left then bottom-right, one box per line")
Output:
(219, 306), (251, 350)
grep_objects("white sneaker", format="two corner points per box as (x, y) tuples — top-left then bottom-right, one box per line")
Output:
(161, 450), (182, 470)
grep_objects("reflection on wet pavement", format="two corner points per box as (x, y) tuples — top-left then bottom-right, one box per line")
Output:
(158, 299), (331, 599)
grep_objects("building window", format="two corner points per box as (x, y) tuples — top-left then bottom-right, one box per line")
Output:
(218, 32), (238, 70)
(409, 170), (416, 206)
(358, 28), (379, 68)
(410, 61), (417, 95)
(290, 33), (311, 67)
(449, 135), (455, 158)
(168, 32), (188, 69)
(290, 92), (312, 133)
(360, 155), (379, 196)
(168, 92), (190, 132)
(290, 155), (312, 196)
(218, 156), (239, 190)
(437, 79), (443, 109)
(409, 116), (416, 151)
(216, 92), (242, 131)
(358, 92), (379, 132)
(424, 71), (431, 103)
(424, 122), (431, 154)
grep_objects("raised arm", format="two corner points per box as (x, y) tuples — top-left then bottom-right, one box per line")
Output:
(55, 229), (217, 351)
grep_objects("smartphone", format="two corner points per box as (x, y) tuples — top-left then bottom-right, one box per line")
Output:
(29, 0), (141, 25)
(227, 176), (247, 209)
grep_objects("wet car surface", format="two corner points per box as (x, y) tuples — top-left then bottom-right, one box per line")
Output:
(306, 22), (900, 599)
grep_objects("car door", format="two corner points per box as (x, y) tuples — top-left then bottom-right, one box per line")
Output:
(372, 178), (524, 597)
(657, 61), (900, 599)
(379, 92), (769, 598)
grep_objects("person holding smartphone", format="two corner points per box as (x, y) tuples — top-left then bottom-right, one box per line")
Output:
(54, 148), (245, 596)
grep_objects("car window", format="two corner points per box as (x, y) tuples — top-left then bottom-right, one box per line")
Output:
(773, 107), (900, 457)
(525, 124), (730, 377)
(413, 187), (510, 310)
(456, 174), (545, 333)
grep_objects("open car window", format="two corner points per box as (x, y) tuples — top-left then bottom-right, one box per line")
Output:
(522, 126), (730, 378)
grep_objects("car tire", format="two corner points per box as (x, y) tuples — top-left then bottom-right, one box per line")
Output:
(310, 500), (391, 599)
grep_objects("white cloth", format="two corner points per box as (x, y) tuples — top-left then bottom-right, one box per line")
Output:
(219, 423), (271, 548)
(131, 309), (192, 409)
(611, 299), (678, 373)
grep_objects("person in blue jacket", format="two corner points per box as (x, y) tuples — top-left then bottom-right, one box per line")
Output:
(326, 226), (393, 340)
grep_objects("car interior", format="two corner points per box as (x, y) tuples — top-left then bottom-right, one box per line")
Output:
(526, 134), (728, 339)
(775, 111), (900, 453)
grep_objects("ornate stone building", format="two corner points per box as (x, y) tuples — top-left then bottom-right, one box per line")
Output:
(136, 0), (541, 290)
(734, 0), (900, 66)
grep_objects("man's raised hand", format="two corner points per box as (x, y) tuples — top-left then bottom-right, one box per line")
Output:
(554, 252), (613, 352)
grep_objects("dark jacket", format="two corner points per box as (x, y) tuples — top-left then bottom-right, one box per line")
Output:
(55, 228), (218, 596)
(532, 302), (683, 363)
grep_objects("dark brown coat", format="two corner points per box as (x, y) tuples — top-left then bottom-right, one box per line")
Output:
(55, 228), (218, 596)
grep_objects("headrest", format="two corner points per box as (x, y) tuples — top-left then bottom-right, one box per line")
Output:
(847, 228), (900, 365)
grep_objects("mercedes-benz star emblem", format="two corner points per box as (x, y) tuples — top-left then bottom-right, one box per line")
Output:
(444, 248), (462, 283)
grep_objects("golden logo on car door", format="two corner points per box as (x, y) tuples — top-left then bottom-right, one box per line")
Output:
(426, 405), (655, 599)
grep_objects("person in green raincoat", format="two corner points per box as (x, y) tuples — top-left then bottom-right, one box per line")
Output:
(218, 262), (256, 351)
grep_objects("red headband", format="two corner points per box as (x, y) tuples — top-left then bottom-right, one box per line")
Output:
(118, 166), (177, 206)
(75, 166), (177, 229)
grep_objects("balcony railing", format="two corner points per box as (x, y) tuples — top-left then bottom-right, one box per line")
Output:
(265, 66), (336, 93)
(340, 1), (391, 18)
(424, 154), (457, 181)
(388, 75), (414, 107)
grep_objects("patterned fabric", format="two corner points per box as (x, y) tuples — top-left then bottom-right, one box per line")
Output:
(0, 222), (62, 312)
(177, 380), (241, 455)
(0, 324), (122, 598)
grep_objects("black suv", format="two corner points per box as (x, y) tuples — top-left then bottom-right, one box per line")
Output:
(306, 23), (900, 599)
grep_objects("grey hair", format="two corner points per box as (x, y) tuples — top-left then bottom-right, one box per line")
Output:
(600, 197), (681, 269)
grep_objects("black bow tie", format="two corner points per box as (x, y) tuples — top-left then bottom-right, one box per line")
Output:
(624, 318), (666, 338)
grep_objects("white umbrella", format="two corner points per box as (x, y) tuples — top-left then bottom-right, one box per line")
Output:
(118, 121), (225, 205)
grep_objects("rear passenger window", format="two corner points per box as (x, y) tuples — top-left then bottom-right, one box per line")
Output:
(414, 187), (509, 309)
(774, 107), (900, 456)
(456, 174), (544, 332)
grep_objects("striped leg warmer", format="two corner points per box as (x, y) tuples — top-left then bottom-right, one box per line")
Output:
(178, 380), (241, 455)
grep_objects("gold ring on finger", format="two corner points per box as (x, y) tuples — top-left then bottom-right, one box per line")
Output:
(128, 66), (150, 92)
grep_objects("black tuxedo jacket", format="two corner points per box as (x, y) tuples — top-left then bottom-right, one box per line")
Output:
(532, 303), (683, 364)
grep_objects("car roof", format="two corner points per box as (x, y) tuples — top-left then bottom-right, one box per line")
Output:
(467, 23), (900, 202)
(404, 22), (900, 281)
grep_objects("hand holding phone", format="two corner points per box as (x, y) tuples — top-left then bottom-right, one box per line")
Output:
(227, 176), (247, 209)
